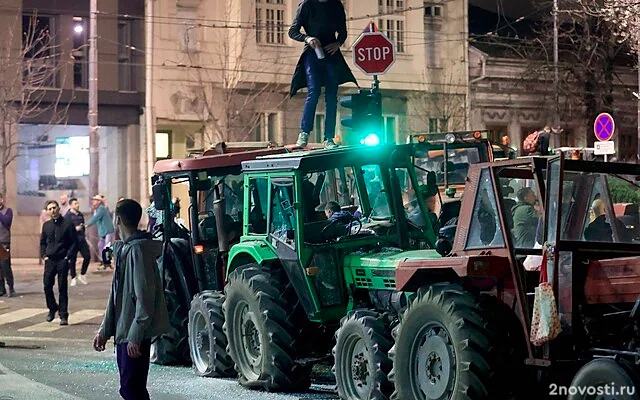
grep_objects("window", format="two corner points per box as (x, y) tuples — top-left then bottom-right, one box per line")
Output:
(428, 117), (448, 133)
(156, 132), (170, 159)
(118, 19), (135, 91)
(378, 0), (406, 53)
(424, 4), (443, 18)
(177, 8), (198, 52)
(378, 18), (406, 53)
(384, 115), (397, 143)
(247, 177), (268, 234)
(269, 177), (296, 247)
(252, 112), (280, 142)
(55, 136), (89, 177)
(363, 165), (391, 219)
(466, 169), (505, 249)
(256, 0), (286, 45)
(22, 14), (57, 88)
(72, 17), (88, 88)
(312, 114), (325, 143)
(498, 175), (542, 248)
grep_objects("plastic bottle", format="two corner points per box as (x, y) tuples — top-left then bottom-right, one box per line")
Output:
(315, 46), (325, 59)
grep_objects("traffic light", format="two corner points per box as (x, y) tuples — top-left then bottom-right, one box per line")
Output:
(359, 90), (383, 145)
(339, 89), (384, 145)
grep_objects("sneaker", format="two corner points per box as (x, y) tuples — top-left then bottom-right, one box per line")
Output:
(78, 275), (88, 285)
(323, 139), (338, 149)
(60, 317), (68, 326)
(46, 311), (55, 322)
(296, 132), (310, 147)
(70, 277), (77, 287)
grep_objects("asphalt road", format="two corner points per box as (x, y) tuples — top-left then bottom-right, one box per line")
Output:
(0, 259), (338, 400)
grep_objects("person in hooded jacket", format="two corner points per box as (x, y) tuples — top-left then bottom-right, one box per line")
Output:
(93, 199), (169, 400)
(289, 0), (357, 149)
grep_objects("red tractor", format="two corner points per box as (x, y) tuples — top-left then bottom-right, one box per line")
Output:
(392, 153), (640, 399)
(148, 143), (288, 366)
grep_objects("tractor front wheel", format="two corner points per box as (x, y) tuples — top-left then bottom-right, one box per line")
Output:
(188, 290), (235, 377)
(568, 358), (639, 400)
(389, 283), (497, 400)
(223, 263), (311, 392)
(333, 310), (393, 400)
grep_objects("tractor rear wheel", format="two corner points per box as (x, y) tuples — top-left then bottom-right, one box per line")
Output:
(223, 263), (311, 392)
(389, 283), (498, 400)
(568, 358), (639, 400)
(188, 290), (235, 377)
(151, 268), (191, 365)
(333, 310), (393, 400)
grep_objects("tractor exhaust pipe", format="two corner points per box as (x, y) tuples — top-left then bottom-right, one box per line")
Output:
(212, 184), (229, 253)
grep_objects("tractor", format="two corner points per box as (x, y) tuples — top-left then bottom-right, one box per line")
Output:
(392, 153), (640, 399)
(147, 144), (288, 366)
(220, 143), (447, 394)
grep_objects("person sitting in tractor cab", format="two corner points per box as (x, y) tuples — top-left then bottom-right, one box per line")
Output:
(324, 201), (353, 223)
(512, 187), (542, 248)
(406, 182), (440, 233)
(585, 199), (613, 242)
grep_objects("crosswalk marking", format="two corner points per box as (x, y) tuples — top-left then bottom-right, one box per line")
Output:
(17, 309), (104, 333)
(0, 308), (48, 326)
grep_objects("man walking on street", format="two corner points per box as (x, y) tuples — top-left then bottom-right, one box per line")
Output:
(40, 200), (77, 325)
(93, 199), (169, 400)
(288, 0), (357, 149)
(66, 198), (90, 286)
(86, 194), (115, 270)
(59, 194), (70, 216)
(0, 194), (14, 297)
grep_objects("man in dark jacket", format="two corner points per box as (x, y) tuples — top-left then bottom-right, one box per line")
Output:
(40, 200), (77, 325)
(289, 0), (357, 149)
(585, 199), (613, 242)
(66, 198), (91, 286)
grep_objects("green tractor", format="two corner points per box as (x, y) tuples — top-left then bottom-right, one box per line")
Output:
(221, 143), (447, 396)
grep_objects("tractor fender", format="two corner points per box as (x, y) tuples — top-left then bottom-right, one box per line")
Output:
(226, 241), (279, 278)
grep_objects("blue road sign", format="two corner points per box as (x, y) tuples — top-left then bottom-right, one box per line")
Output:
(594, 113), (615, 141)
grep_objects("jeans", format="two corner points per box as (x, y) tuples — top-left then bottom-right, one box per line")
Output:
(0, 242), (13, 293)
(116, 339), (152, 400)
(70, 240), (90, 278)
(43, 258), (69, 318)
(301, 51), (339, 140)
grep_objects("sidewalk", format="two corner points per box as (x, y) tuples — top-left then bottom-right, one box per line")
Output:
(0, 361), (83, 399)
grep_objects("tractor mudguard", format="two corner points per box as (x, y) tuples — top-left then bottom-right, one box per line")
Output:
(226, 241), (279, 277)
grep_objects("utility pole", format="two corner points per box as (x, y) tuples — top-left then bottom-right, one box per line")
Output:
(553, 0), (560, 149)
(88, 0), (99, 197)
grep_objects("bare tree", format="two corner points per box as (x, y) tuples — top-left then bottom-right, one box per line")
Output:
(475, 0), (629, 145)
(0, 13), (68, 197)
(580, 0), (640, 53)
(408, 69), (466, 133)
(169, 0), (289, 147)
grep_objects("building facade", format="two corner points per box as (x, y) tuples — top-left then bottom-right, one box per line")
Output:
(6, 0), (146, 257)
(147, 0), (470, 160)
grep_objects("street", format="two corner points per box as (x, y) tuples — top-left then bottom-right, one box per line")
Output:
(0, 259), (337, 400)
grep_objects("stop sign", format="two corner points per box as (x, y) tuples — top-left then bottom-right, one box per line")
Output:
(352, 32), (396, 76)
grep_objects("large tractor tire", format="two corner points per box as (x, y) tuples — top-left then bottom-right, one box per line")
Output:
(188, 290), (235, 377)
(332, 310), (393, 400)
(151, 241), (194, 366)
(388, 283), (501, 400)
(568, 358), (639, 400)
(223, 263), (311, 392)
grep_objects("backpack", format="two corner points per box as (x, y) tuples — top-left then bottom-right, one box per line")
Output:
(523, 131), (540, 154)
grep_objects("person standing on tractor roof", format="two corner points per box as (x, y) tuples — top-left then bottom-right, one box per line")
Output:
(288, 0), (357, 149)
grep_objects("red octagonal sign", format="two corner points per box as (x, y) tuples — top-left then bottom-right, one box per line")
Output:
(352, 32), (396, 76)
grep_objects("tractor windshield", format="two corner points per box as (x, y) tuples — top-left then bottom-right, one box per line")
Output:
(554, 167), (640, 244)
(413, 142), (488, 187)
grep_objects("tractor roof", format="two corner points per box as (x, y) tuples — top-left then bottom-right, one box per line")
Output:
(241, 144), (415, 173)
(153, 147), (287, 177)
